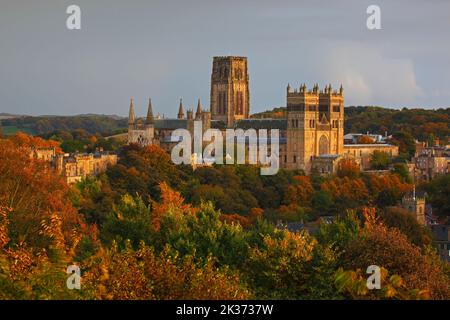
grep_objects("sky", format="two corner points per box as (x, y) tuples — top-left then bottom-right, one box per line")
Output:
(0, 0), (450, 117)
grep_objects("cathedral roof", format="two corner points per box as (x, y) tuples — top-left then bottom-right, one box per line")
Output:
(154, 119), (189, 130)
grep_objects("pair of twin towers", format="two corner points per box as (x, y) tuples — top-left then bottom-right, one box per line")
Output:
(127, 56), (250, 129)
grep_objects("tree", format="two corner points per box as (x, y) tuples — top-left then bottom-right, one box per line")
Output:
(244, 231), (317, 299)
(422, 174), (450, 221)
(381, 207), (431, 247)
(392, 163), (412, 183)
(389, 131), (416, 159)
(0, 139), (84, 252)
(282, 175), (314, 206)
(370, 150), (390, 170)
(357, 135), (375, 144)
(82, 242), (251, 300)
(337, 158), (360, 178)
(341, 209), (450, 299)
(101, 194), (153, 249)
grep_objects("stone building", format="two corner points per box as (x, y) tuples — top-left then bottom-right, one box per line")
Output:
(55, 152), (117, 184)
(343, 144), (399, 170)
(401, 189), (426, 225)
(29, 146), (117, 184)
(285, 83), (344, 172)
(126, 56), (399, 175)
(29, 147), (56, 162)
(430, 224), (450, 263)
(210, 56), (250, 127)
(412, 146), (449, 182)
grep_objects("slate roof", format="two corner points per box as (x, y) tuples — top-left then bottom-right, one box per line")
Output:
(154, 119), (188, 130)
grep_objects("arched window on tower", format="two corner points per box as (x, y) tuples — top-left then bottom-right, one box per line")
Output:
(319, 135), (329, 155)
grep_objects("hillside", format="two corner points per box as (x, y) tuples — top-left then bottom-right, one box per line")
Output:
(0, 114), (127, 136)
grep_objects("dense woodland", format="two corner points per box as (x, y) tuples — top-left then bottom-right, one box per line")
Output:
(0, 133), (449, 300)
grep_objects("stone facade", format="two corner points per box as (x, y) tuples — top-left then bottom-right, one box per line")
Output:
(127, 56), (399, 175)
(412, 146), (449, 182)
(401, 190), (426, 225)
(29, 146), (117, 184)
(55, 152), (117, 184)
(343, 144), (399, 170)
(285, 83), (344, 173)
(210, 56), (250, 127)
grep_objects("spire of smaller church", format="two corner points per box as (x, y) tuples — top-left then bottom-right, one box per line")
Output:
(128, 98), (135, 126)
(146, 98), (154, 124)
(178, 98), (185, 119)
(195, 99), (203, 119)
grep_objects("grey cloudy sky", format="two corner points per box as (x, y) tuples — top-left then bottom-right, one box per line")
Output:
(1, 0), (449, 117)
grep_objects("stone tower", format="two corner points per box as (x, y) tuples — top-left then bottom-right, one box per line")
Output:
(210, 56), (250, 127)
(127, 98), (156, 147)
(402, 187), (426, 225)
(286, 83), (344, 173)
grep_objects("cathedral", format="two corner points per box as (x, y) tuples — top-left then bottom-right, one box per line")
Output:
(127, 56), (398, 174)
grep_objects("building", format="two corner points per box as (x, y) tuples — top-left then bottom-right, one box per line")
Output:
(343, 144), (399, 170)
(430, 225), (450, 263)
(55, 152), (117, 184)
(127, 56), (399, 174)
(29, 147), (56, 162)
(29, 146), (117, 184)
(401, 189), (426, 225)
(284, 83), (344, 172)
(210, 56), (250, 127)
(412, 146), (449, 182)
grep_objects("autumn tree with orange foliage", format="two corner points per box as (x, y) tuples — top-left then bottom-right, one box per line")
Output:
(339, 208), (450, 299)
(0, 139), (85, 252)
(82, 241), (250, 300)
(357, 135), (375, 144)
(151, 182), (196, 231)
(320, 177), (369, 213)
(337, 158), (360, 178)
(366, 173), (412, 206)
(283, 175), (314, 206)
(9, 131), (62, 153)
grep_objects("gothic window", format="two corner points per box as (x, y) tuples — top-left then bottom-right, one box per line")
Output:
(333, 105), (340, 112)
(137, 135), (147, 146)
(319, 135), (329, 155)
(293, 155), (297, 163)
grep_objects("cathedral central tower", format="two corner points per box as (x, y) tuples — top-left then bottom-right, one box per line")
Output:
(210, 56), (250, 127)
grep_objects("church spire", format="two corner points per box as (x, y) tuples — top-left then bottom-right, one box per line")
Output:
(146, 98), (154, 124)
(177, 98), (185, 119)
(128, 98), (135, 126)
(195, 99), (203, 120)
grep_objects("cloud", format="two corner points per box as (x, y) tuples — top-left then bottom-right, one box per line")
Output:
(313, 42), (423, 106)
